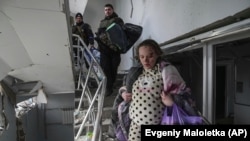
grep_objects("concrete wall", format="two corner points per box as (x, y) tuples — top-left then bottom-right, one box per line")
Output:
(234, 43), (250, 123)
(115, 0), (250, 43)
(0, 95), (16, 141)
(234, 104), (250, 124)
(236, 57), (250, 105)
(69, 0), (88, 16)
(0, 0), (75, 94)
(1, 1), (76, 141)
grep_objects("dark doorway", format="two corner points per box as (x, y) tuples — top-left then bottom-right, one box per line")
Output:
(216, 66), (226, 121)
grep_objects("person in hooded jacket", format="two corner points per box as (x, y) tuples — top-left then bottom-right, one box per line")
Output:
(96, 4), (124, 96)
(72, 12), (95, 69)
(72, 12), (94, 47)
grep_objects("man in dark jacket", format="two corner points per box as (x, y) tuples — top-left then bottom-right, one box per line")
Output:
(96, 4), (124, 96)
(72, 12), (94, 69)
(72, 12), (94, 47)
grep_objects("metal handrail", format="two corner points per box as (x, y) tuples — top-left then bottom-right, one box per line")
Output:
(72, 34), (106, 141)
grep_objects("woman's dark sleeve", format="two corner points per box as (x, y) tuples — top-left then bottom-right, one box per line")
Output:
(125, 66), (143, 93)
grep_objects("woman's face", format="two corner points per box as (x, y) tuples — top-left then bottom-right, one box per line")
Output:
(139, 46), (159, 69)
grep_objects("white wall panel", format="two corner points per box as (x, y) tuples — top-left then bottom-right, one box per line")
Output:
(0, 0), (75, 94)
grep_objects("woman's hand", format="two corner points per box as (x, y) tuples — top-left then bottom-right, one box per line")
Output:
(161, 91), (174, 106)
(122, 92), (132, 102)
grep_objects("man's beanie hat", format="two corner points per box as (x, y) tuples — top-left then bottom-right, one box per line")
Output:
(75, 13), (83, 18)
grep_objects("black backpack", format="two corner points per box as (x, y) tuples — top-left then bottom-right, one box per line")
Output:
(96, 23), (143, 54)
(122, 23), (143, 53)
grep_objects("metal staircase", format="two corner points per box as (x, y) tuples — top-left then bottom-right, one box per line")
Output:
(72, 34), (107, 141)
(72, 34), (127, 141)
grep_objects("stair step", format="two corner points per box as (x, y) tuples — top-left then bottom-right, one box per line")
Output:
(75, 94), (117, 108)
(75, 107), (113, 120)
(73, 71), (127, 140)
(74, 118), (111, 129)
(74, 118), (111, 137)
(74, 106), (113, 136)
(102, 107), (113, 119)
